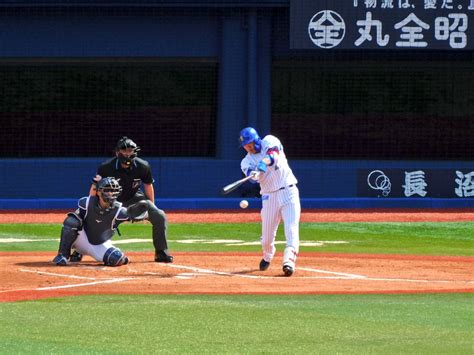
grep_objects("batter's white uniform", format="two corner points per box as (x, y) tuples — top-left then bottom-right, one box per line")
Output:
(240, 135), (301, 269)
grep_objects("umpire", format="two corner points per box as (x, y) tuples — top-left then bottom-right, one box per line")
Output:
(90, 136), (173, 263)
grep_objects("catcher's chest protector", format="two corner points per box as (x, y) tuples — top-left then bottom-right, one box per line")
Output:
(83, 196), (123, 245)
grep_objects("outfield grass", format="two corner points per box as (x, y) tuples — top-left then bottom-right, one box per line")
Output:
(0, 222), (473, 256)
(0, 294), (472, 353)
(1, 222), (473, 353)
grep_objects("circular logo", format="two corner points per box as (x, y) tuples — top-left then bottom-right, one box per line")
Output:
(308, 10), (345, 49)
(367, 170), (391, 197)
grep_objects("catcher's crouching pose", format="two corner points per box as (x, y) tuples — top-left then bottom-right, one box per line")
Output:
(52, 177), (148, 266)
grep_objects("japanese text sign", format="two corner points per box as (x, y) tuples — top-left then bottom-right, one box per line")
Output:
(290, 0), (473, 49)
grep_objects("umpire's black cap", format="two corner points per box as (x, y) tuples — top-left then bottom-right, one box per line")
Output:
(116, 136), (140, 153)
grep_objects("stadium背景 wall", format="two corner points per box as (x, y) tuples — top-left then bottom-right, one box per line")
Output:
(0, 1), (473, 209)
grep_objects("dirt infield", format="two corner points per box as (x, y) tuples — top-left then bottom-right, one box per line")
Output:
(1, 210), (473, 302)
(1, 252), (473, 302)
(1, 208), (474, 223)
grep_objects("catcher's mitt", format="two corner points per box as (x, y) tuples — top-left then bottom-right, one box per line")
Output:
(127, 200), (149, 222)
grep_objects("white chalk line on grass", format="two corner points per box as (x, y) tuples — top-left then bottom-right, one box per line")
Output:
(0, 238), (57, 243)
(0, 237), (346, 248)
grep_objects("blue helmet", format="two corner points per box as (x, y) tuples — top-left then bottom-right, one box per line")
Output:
(239, 127), (261, 152)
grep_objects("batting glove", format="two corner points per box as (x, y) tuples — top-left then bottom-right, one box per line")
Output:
(249, 170), (261, 182)
(257, 161), (267, 173)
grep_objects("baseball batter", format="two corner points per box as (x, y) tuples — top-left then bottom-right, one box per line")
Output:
(52, 177), (136, 266)
(239, 127), (300, 276)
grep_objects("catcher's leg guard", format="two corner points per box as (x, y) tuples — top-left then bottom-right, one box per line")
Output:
(69, 250), (83, 262)
(57, 214), (81, 259)
(103, 247), (129, 266)
(52, 253), (68, 266)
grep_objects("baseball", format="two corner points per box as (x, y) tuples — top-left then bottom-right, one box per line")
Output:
(239, 200), (249, 209)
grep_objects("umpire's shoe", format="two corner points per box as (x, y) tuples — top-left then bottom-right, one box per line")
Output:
(52, 254), (68, 266)
(259, 259), (270, 271)
(282, 264), (294, 277)
(155, 250), (173, 263)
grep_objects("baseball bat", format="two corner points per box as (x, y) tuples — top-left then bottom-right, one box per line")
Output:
(221, 172), (257, 195)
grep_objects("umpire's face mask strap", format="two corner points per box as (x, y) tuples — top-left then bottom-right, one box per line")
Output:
(117, 152), (136, 167)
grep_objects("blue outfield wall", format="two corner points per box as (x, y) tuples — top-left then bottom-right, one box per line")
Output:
(0, 3), (472, 210)
(0, 158), (473, 210)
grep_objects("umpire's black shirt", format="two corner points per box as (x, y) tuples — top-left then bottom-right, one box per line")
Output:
(96, 157), (154, 203)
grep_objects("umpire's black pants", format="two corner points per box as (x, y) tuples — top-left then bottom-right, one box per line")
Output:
(124, 192), (168, 252)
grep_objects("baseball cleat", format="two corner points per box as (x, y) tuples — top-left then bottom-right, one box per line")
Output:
(69, 251), (83, 262)
(282, 265), (294, 277)
(155, 250), (173, 263)
(52, 254), (68, 266)
(259, 259), (270, 271)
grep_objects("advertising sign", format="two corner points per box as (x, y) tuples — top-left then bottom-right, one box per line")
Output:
(358, 169), (474, 197)
(290, 0), (473, 49)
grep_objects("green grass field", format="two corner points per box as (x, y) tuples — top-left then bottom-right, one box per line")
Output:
(1, 222), (473, 255)
(1, 222), (473, 353)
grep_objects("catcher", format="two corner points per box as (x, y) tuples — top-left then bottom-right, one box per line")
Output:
(51, 177), (148, 266)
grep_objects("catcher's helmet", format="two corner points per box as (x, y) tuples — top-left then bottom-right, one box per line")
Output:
(116, 136), (140, 166)
(239, 127), (261, 152)
(97, 177), (122, 207)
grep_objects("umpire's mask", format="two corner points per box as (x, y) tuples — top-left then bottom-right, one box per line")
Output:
(116, 136), (141, 167)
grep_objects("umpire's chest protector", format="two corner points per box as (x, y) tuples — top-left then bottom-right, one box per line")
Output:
(97, 157), (153, 203)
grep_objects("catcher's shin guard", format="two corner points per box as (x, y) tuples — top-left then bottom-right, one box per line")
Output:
(103, 247), (129, 266)
(52, 253), (68, 266)
(57, 214), (81, 258)
(69, 250), (83, 262)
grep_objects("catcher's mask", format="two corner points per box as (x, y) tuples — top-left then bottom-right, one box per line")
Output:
(97, 177), (122, 207)
(239, 127), (262, 153)
(116, 136), (141, 166)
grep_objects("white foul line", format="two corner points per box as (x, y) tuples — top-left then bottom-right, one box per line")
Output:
(36, 278), (135, 291)
(20, 268), (98, 280)
(17, 268), (137, 292)
(11, 265), (472, 293)
(298, 267), (367, 279)
(297, 267), (470, 284)
(152, 264), (473, 284)
(147, 263), (264, 279)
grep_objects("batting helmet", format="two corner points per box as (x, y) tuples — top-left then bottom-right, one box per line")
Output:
(116, 136), (141, 166)
(239, 127), (262, 152)
(97, 177), (122, 207)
